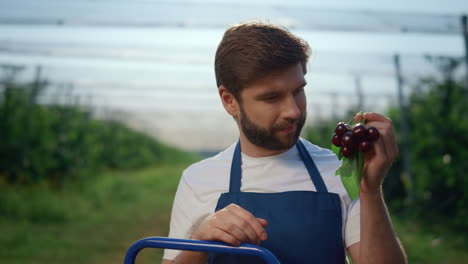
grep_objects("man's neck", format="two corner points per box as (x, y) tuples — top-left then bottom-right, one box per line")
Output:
(239, 134), (293, 158)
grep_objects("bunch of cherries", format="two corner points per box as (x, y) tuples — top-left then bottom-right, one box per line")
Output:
(332, 122), (380, 157)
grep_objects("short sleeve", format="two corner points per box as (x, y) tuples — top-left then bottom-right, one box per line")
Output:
(162, 172), (210, 260)
(344, 198), (361, 248)
(162, 149), (233, 261)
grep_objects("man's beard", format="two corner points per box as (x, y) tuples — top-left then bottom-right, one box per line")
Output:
(239, 106), (306, 151)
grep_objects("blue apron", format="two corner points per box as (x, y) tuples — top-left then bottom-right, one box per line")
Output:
(208, 140), (345, 264)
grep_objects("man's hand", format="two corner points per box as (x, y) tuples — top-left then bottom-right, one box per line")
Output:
(357, 112), (399, 194)
(191, 203), (268, 246)
(350, 113), (407, 264)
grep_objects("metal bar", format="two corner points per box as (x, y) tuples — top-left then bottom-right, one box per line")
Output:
(355, 75), (363, 110)
(124, 237), (281, 264)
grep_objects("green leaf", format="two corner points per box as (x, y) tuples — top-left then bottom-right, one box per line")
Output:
(337, 155), (355, 177)
(331, 144), (342, 160)
(336, 155), (360, 200)
(340, 171), (360, 200)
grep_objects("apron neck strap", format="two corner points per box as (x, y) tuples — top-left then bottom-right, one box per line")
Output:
(229, 140), (328, 193)
(229, 141), (242, 193)
(296, 140), (328, 193)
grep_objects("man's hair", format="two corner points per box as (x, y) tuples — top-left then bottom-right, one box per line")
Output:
(215, 21), (310, 101)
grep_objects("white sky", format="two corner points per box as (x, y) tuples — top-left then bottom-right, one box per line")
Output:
(193, 0), (468, 13)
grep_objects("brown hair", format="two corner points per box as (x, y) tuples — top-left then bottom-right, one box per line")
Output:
(215, 21), (310, 101)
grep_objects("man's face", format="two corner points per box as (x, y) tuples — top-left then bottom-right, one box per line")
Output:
(237, 63), (307, 151)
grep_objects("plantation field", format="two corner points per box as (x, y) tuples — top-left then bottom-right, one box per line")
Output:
(0, 163), (192, 264)
(1, 162), (467, 264)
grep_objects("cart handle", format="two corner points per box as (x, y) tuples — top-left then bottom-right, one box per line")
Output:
(124, 236), (280, 264)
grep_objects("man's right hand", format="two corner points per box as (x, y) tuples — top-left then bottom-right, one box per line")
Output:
(165, 204), (268, 264)
(191, 203), (268, 246)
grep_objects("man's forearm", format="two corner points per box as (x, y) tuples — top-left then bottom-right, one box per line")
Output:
(173, 251), (208, 264)
(359, 189), (407, 264)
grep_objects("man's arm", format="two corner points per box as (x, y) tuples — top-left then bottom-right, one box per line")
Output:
(163, 251), (207, 264)
(348, 112), (407, 264)
(348, 189), (406, 264)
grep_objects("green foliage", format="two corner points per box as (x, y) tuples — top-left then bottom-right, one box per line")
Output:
(392, 214), (468, 264)
(0, 164), (192, 264)
(387, 77), (468, 230)
(304, 120), (337, 149)
(0, 78), (196, 188)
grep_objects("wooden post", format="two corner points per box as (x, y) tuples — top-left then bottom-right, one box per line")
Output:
(394, 54), (414, 203)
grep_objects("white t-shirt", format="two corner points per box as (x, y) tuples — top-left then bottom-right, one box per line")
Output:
(163, 138), (360, 260)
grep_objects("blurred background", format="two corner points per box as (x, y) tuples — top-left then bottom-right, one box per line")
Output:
(0, 0), (467, 263)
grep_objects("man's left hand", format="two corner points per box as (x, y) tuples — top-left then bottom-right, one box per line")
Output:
(357, 112), (399, 194)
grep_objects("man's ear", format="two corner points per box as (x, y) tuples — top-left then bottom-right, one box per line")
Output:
(219, 85), (239, 118)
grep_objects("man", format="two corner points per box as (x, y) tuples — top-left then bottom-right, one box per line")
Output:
(162, 22), (407, 264)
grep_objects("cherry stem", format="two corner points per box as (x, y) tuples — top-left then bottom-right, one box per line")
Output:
(349, 111), (366, 125)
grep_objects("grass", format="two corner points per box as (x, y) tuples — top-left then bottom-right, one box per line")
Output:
(392, 214), (468, 264)
(0, 162), (195, 264)
(1, 160), (467, 264)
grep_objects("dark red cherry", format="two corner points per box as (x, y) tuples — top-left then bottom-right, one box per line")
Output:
(367, 127), (380, 141)
(352, 123), (366, 140)
(341, 146), (354, 157)
(341, 131), (356, 148)
(332, 134), (342, 147)
(358, 141), (372, 152)
(335, 122), (350, 137)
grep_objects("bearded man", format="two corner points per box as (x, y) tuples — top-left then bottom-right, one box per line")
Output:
(162, 22), (407, 264)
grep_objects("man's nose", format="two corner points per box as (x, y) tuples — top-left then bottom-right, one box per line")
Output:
(281, 95), (301, 120)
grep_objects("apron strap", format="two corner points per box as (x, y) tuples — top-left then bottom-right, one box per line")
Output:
(296, 140), (328, 193)
(229, 141), (242, 193)
(229, 139), (328, 193)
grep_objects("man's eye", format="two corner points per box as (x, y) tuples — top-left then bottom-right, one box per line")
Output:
(258, 93), (279, 101)
(263, 96), (279, 102)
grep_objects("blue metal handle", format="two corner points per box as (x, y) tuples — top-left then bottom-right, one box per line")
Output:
(124, 236), (281, 264)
